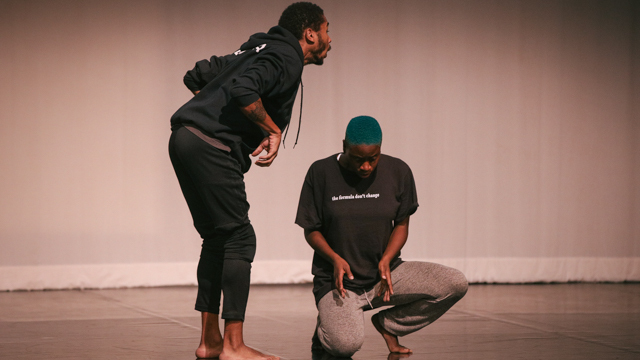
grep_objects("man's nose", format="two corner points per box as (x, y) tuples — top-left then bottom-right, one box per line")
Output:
(360, 162), (372, 171)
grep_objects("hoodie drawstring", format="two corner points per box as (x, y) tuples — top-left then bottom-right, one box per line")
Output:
(283, 79), (303, 149)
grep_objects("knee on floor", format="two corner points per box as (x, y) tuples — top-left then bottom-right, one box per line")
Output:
(321, 333), (363, 358)
(450, 270), (469, 299)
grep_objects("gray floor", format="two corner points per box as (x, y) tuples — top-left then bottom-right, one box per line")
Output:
(0, 283), (639, 360)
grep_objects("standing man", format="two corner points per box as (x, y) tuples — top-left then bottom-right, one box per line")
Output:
(169, 3), (330, 359)
(296, 116), (468, 358)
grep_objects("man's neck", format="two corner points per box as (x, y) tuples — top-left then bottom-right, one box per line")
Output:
(299, 39), (312, 65)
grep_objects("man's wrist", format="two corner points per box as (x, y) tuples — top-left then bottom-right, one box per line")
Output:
(330, 253), (343, 265)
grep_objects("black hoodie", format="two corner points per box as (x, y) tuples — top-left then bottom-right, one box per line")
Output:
(170, 26), (304, 173)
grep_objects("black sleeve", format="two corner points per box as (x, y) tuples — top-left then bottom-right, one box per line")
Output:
(183, 55), (228, 92)
(295, 165), (323, 231)
(230, 49), (302, 107)
(395, 166), (419, 224)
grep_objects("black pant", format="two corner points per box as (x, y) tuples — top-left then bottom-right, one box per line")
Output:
(169, 126), (255, 321)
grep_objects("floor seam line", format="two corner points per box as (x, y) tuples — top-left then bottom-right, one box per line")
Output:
(85, 291), (289, 359)
(456, 309), (639, 354)
(85, 291), (200, 331)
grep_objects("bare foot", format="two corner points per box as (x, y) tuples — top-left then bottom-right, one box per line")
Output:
(196, 312), (224, 358)
(220, 319), (279, 360)
(388, 352), (412, 360)
(371, 313), (413, 354)
(196, 342), (223, 359)
(219, 344), (279, 360)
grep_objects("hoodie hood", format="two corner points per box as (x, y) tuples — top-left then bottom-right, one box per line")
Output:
(239, 26), (304, 64)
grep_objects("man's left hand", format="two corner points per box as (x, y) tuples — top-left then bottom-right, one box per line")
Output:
(378, 260), (394, 302)
(240, 98), (282, 167)
(251, 132), (281, 167)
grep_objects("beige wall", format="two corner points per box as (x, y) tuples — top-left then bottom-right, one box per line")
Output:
(0, 0), (638, 287)
(633, 0), (640, 259)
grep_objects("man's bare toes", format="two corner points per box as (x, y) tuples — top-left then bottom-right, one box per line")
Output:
(388, 352), (412, 360)
(390, 346), (412, 354)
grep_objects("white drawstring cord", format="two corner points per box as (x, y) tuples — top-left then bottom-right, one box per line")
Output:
(363, 289), (374, 309)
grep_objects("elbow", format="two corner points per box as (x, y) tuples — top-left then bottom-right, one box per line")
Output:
(183, 75), (201, 92)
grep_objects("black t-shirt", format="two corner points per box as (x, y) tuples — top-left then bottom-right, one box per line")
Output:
(295, 153), (419, 304)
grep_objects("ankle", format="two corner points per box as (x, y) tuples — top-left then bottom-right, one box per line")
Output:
(223, 319), (246, 348)
(223, 336), (246, 350)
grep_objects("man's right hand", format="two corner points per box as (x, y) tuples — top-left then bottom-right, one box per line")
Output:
(303, 229), (354, 298)
(332, 256), (354, 298)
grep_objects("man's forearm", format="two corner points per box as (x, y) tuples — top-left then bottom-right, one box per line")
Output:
(239, 98), (281, 135)
(381, 217), (410, 263)
(304, 229), (341, 263)
(306, 228), (353, 296)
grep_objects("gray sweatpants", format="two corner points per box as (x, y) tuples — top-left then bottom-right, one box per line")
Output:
(316, 261), (468, 357)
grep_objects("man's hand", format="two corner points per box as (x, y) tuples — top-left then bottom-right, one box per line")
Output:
(378, 217), (410, 302)
(303, 230), (354, 299)
(378, 259), (394, 302)
(239, 98), (282, 167)
(332, 256), (354, 298)
(251, 132), (281, 167)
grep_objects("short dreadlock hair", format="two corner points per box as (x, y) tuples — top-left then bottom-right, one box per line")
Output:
(278, 2), (325, 40)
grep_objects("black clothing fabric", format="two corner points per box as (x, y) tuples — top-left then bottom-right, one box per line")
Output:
(169, 127), (256, 320)
(170, 26), (304, 173)
(296, 154), (419, 304)
(169, 25), (304, 320)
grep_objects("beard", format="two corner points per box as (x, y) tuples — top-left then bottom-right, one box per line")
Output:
(309, 35), (330, 65)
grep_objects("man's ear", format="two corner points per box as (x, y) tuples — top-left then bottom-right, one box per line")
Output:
(304, 28), (316, 44)
(342, 140), (347, 154)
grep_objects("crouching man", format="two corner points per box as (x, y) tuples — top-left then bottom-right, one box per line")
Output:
(295, 116), (468, 357)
